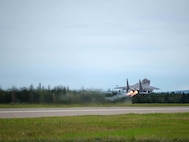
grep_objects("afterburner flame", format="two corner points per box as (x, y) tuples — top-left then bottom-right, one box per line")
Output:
(133, 90), (138, 96)
(127, 90), (133, 95)
(127, 90), (139, 97)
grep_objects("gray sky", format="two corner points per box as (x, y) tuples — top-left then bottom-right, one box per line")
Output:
(0, 0), (189, 91)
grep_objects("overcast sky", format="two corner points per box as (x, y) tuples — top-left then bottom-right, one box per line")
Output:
(0, 0), (189, 91)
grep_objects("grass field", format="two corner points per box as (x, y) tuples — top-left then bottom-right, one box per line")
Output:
(0, 113), (189, 142)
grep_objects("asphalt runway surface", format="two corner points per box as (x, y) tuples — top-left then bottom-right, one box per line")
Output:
(0, 107), (189, 118)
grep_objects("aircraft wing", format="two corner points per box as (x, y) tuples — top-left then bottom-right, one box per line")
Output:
(121, 83), (159, 91)
(114, 79), (130, 91)
(142, 84), (159, 90)
(114, 86), (128, 90)
(115, 83), (141, 90)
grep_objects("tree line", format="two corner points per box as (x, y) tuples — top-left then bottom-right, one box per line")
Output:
(0, 85), (106, 104)
(0, 85), (189, 104)
(132, 92), (189, 103)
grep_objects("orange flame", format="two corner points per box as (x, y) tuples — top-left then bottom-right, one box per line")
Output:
(127, 90), (139, 97)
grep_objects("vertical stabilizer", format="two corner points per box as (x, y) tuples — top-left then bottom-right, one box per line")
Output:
(139, 80), (143, 92)
(126, 79), (129, 92)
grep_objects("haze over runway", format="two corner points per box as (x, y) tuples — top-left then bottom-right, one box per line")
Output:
(0, 107), (189, 118)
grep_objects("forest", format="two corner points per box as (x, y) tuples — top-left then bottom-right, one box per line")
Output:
(0, 84), (189, 104)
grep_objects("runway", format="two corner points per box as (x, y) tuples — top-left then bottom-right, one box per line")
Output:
(0, 107), (189, 118)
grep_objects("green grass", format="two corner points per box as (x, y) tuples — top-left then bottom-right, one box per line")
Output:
(0, 113), (189, 142)
(0, 103), (189, 108)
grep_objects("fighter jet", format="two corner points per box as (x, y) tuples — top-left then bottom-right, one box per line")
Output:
(114, 78), (159, 97)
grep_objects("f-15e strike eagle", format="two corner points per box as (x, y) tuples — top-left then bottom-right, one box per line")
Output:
(113, 78), (159, 97)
